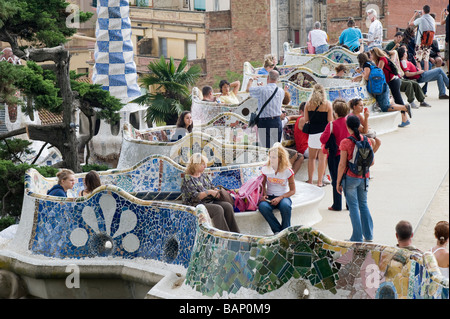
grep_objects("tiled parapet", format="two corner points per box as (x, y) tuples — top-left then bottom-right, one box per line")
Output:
(117, 122), (268, 169)
(242, 58), (359, 90)
(23, 165), (197, 267)
(283, 43), (359, 66)
(185, 207), (449, 299)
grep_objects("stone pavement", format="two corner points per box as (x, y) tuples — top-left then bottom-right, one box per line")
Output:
(313, 81), (449, 248)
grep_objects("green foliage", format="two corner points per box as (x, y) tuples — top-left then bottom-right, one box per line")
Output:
(0, 160), (58, 217)
(0, 61), (23, 106)
(0, 61), (62, 112)
(0, 0), (93, 47)
(0, 215), (15, 231)
(82, 163), (110, 172)
(71, 72), (124, 124)
(132, 56), (201, 125)
(0, 138), (34, 163)
(213, 70), (243, 90)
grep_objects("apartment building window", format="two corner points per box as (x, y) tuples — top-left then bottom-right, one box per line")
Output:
(137, 0), (149, 7)
(159, 38), (167, 58)
(183, 0), (190, 8)
(185, 41), (197, 60)
(194, 0), (205, 11)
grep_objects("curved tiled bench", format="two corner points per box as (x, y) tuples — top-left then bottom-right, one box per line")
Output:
(177, 207), (449, 299)
(117, 123), (268, 169)
(242, 59), (359, 90)
(283, 43), (359, 65)
(1, 154), (447, 299)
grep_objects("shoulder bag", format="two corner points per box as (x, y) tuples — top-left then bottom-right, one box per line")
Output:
(302, 103), (321, 134)
(249, 87), (279, 128)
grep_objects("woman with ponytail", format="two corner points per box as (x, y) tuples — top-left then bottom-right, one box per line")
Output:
(336, 115), (378, 242)
(431, 221), (449, 280)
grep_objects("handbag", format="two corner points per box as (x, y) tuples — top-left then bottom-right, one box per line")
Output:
(324, 122), (338, 157)
(302, 104), (321, 134)
(248, 87), (279, 128)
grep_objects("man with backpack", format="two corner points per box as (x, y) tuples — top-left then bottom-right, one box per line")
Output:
(409, 5), (436, 71)
(336, 115), (377, 243)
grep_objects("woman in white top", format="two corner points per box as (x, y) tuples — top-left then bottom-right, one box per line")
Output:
(258, 143), (296, 234)
(309, 21), (329, 54)
(431, 221), (449, 280)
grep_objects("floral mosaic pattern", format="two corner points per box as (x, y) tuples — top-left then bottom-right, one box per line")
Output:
(186, 208), (449, 299)
(283, 44), (359, 65)
(30, 190), (197, 266)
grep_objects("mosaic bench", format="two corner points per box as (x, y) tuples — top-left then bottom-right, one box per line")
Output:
(16, 165), (199, 267)
(117, 123), (268, 170)
(190, 87), (299, 124)
(283, 42), (359, 66)
(173, 207), (449, 299)
(192, 76), (398, 137)
(242, 59), (359, 90)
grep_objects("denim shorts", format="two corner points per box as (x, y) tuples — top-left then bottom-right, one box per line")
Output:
(374, 86), (390, 112)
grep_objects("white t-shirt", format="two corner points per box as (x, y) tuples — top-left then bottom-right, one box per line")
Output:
(309, 29), (328, 48)
(367, 19), (383, 48)
(261, 165), (294, 197)
(414, 14), (436, 45)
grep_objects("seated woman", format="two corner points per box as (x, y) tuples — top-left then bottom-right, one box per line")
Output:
(181, 153), (240, 233)
(348, 98), (381, 152)
(79, 170), (101, 197)
(217, 79), (240, 104)
(258, 143), (296, 235)
(170, 111), (193, 141)
(47, 169), (75, 197)
(353, 52), (411, 128)
(258, 58), (275, 75)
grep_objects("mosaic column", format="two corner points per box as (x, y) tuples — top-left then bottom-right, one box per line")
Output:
(93, 0), (141, 100)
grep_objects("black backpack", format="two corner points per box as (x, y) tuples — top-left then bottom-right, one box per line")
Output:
(346, 135), (374, 190)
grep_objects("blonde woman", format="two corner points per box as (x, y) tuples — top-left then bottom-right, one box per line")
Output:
(181, 153), (240, 233)
(304, 84), (333, 187)
(258, 143), (296, 234)
(47, 169), (75, 197)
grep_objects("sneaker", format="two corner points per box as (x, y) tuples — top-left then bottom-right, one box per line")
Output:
(439, 95), (449, 99)
(322, 175), (331, 185)
(410, 102), (419, 109)
(419, 101), (431, 107)
(398, 120), (410, 128)
(405, 104), (412, 118)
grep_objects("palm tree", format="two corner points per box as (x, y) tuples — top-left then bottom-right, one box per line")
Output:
(132, 56), (201, 125)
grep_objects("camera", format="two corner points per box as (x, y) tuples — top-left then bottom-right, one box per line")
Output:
(415, 10), (422, 15)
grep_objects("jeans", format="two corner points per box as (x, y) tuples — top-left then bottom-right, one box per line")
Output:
(418, 68), (449, 96)
(342, 176), (373, 242)
(257, 117), (282, 149)
(315, 44), (329, 54)
(258, 196), (292, 234)
(387, 77), (405, 105)
(328, 154), (342, 210)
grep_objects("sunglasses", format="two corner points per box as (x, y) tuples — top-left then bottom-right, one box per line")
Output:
(281, 110), (287, 113)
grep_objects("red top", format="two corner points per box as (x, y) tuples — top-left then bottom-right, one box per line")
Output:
(294, 116), (309, 154)
(320, 117), (350, 157)
(400, 59), (421, 80)
(379, 56), (395, 82)
(339, 134), (373, 178)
